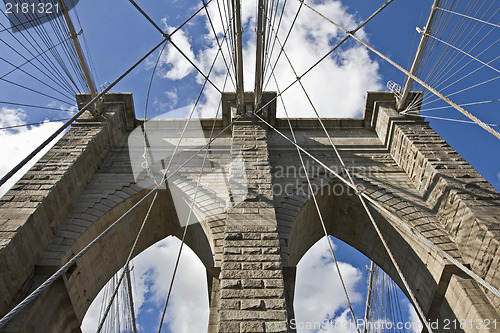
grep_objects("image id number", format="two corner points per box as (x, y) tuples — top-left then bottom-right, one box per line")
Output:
(5, 2), (60, 15)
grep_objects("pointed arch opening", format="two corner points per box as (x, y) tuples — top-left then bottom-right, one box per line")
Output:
(286, 179), (464, 331)
(81, 236), (210, 332)
(293, 235), (422, 333)
(58, 188), (215, 330)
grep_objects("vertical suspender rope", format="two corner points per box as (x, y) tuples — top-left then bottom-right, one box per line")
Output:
(363, 262), (375, 333)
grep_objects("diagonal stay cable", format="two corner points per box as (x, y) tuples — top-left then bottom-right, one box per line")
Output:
(407, 114), (500, 127)
(405, 98), (500, 114)
(255, 110), (427, 333)
(424, 4), (500, 91)
(423, 30), (500, 75)
(32, 24), (235, 332)
(415, 73), (500, 111)
(264, 26), (444, 326)
(269, 67), (361, 333)
(258, 0), (395, 115)
(157, 71), (230, 333)
(0, 109), (245, 331)
(127, 0), (212, 38)
(215, 0), (237, 77)
(96, 191), (160, 333)
(0, 77), (74, 105)
(0, 11), (79, 94)
(168, 38), (223, 94)
(437, 6), (500, 29)
(284, 2), (439, 330)
(170, 40), (222, 94)
(171, 0), (213, 37)
(0, 37), (168, 188)
(0, 54), (76, 101)
(252, 111), (500, 300)
(154, 20), (232, 329)
(0, 12), (54, 33)
(1, 36), (72, 89)
(0, 101), (76, 113)
(0, 105), (245, 329)
(427, 2), (498, 90)
(95, 12), (199, 326)
(299, 0), (500, 141)
(143, 14), (231, 188)
(235, 0), (395, 143)
(262, 0), (287, 80)
(0, 118), (70, 131)
(128, 0), (168, 37)
(408, 38), (500, 113)
(268, 16), (433, 329)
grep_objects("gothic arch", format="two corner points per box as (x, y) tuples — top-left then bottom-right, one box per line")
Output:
(64, 188), (214, 322)
(8, 187), (215, 332)
(286, 178), (476, 331)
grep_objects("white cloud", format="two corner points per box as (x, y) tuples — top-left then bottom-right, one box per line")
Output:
(263, 0), (381, 118)
(82, 236), (209, 333)
(154, 21), (197, 80)
(294, 236), (363, 333)
(497, 171), (500, 185)
(155, 0), (382, 119)
(0, 107), (64, 197)
(405, 300), (423, 333)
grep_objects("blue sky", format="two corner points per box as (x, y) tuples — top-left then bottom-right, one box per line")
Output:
(0, 0), (499, 332)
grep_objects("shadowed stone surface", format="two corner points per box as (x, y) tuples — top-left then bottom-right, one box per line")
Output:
(0, 92), (498, 332)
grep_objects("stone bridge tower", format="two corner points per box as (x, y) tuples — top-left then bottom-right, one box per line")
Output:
(0, 92), (499, 332)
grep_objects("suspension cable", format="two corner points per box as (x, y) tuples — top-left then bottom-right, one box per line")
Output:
(0, 118), (69, 131)
(0, 101), (76, 113)
(96, 191), (160, 333)
(403, 98), (500, 114)
(258, 0), (395, 115)
(0, 101), (245, 330)
(0, 37), (167, 188)
(269, 67), (361, 333)
(299, 0), (500, 141)
(94, 9), (224, 325)
(437, 6), (500, 29)
(128, 0), (168, 37)
(203, 0), (237, 90)
(157, 35), (231, 333)
(253, 112), (500, 301)
(424, 31), (500, 74)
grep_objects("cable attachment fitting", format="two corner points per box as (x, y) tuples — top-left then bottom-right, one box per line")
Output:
(355, 184), (366, 196)
(163, 33), (171, 41)
(89, 96), (105, 118)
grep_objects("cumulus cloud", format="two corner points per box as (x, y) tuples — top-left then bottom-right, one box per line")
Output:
(81, 236), (209, 333)
(405, 300), (423, 333)
(294, 236), (363, 333)
(84, 3), (386, 330)
(261, 0), (381, 117)
(154, 21), (197, 81)
(153, 0), (382, 119)
(0, 107), (64, 197)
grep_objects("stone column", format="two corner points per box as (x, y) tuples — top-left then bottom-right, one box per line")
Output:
(217, 121), (290, 332)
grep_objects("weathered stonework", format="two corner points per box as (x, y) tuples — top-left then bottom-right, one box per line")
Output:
(0, 92), (498, 332)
